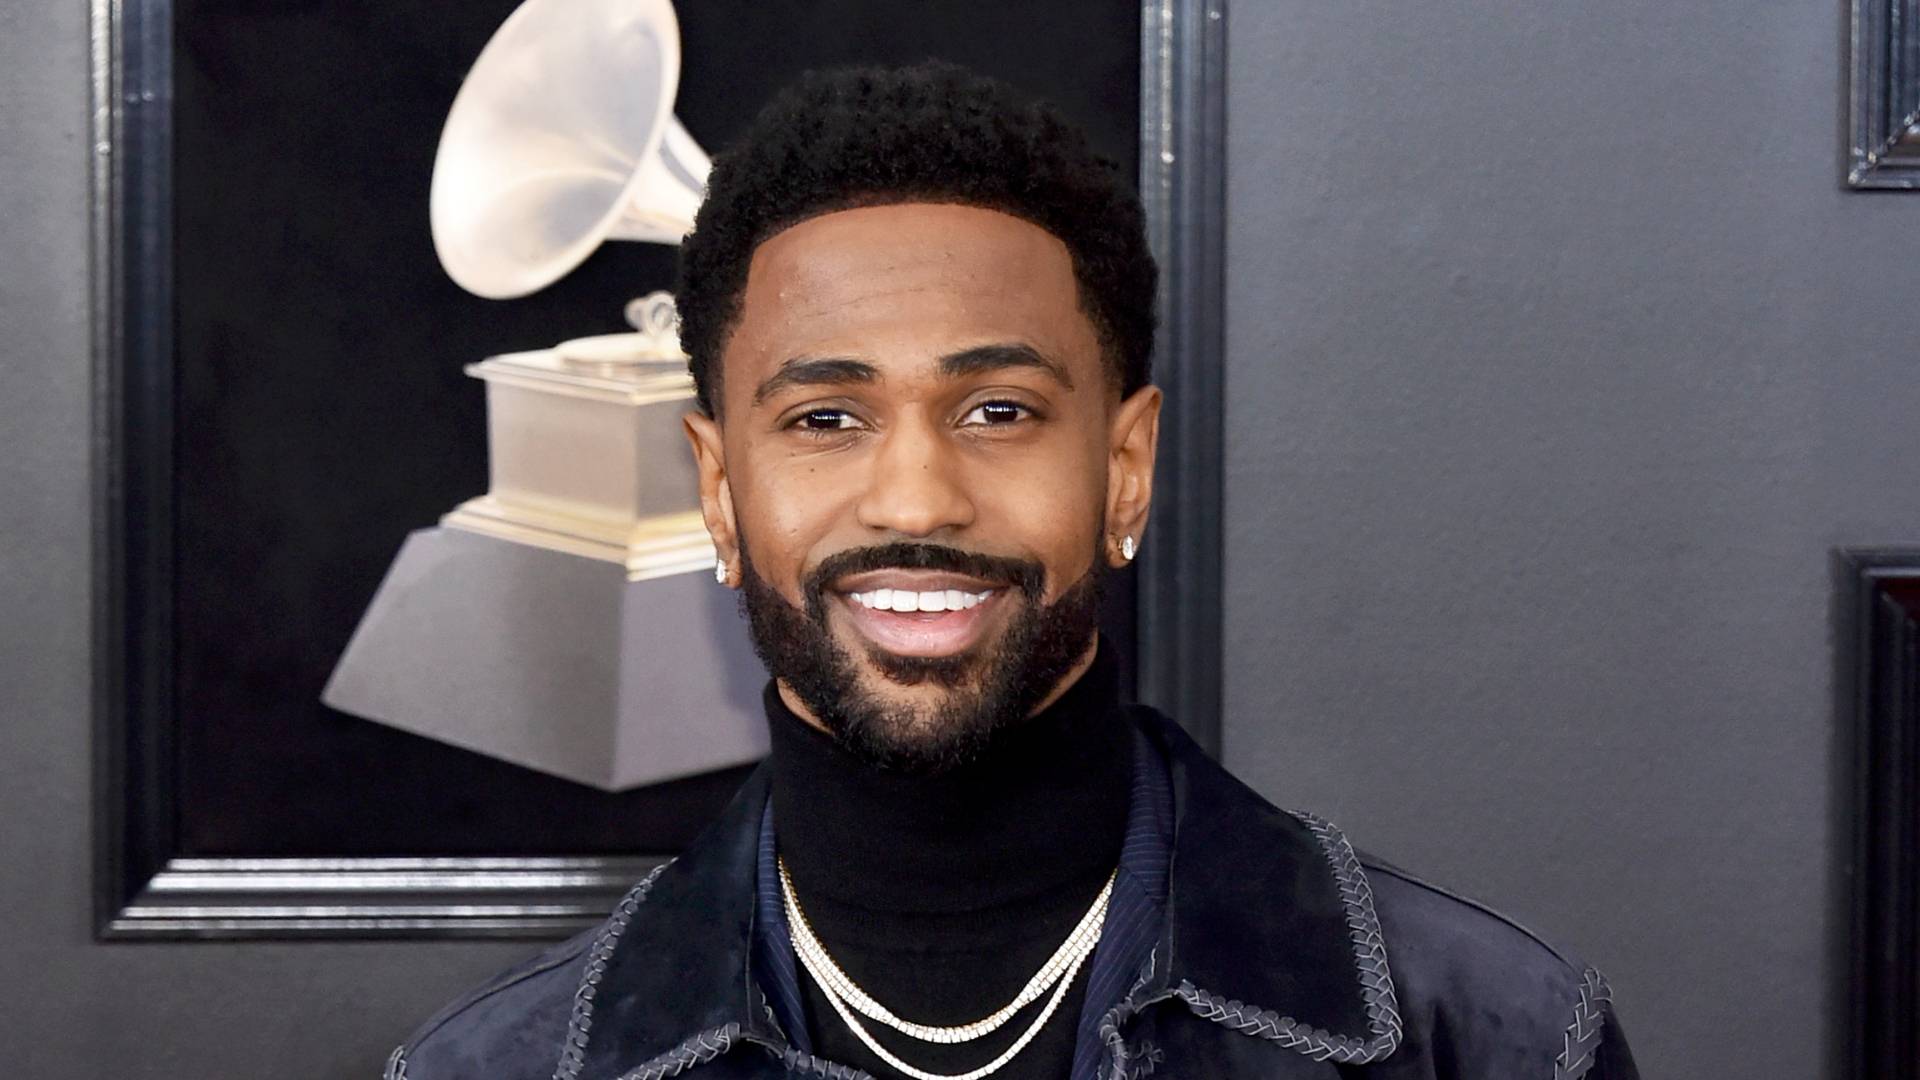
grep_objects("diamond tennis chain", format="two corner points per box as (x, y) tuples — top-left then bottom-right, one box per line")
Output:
(778, 858), (1116, 1080)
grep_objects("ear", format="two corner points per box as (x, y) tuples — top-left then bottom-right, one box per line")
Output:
(1104, 384), (1162, 568)
(683, 410), (741, 587)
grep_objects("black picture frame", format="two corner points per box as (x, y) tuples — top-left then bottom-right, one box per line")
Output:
(1842, 548), (1920, 1078)
(1848, 0), (1920, 188)
(91, 1), (1227, 940)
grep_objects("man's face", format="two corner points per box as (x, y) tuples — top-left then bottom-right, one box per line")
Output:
(683, 203), (1159, 772)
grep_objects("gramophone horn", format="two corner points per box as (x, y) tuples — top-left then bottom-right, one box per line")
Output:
(429, 0), (710, 299)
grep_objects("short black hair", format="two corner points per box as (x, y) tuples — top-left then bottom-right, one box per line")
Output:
(677, 60), (1157, 417)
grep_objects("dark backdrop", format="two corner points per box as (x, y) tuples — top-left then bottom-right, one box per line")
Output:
(170, 1), (1142, 857)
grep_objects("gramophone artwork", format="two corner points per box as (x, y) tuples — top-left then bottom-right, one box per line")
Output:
(323, 0), (768, 791)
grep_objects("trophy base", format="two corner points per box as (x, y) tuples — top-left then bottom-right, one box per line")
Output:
(323, 525), (767, 791)
(442, 498), (714, 582)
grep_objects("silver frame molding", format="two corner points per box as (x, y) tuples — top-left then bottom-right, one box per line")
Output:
(1849, 0), (1920, 187)
(107, 857), (662, 939)
(91, 0), (1229, 940)
(1137, 0), (1227, 751)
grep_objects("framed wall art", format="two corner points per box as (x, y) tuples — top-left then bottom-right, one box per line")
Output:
(1849, 0), (1920, 187)
(91, 0), (1226, 940)
(1842, 548), (1920, 1078)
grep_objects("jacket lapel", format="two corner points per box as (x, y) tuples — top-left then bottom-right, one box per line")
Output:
(559, 766), (792, 1080)
(1135, 708), (1402, 1067)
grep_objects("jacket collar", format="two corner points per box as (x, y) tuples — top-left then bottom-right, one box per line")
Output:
(560, 709), (1399, 1080)
(557, 765), (787, 1080)
(1129, 707), (1400, 1066)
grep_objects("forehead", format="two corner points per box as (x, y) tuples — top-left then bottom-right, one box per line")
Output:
(722, 203), (1100, 394)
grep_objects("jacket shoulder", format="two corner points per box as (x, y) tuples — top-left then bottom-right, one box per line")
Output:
(1359, 855), (1636, 1079)
(383, 927), (594, 1080)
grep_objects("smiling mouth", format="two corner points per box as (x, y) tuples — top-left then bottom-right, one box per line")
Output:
(846, 587), (993, 613)
(831, 573), (1010, 658)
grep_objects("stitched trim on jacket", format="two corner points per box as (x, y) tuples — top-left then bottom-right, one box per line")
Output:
(553, 861), (673, 1080)
(1096, 947), (1162, 1080)
(1171, 811), (1402, 1065)
(384, 1043), (408, 1080)
(753, 993), (874, 1080)
(770, 1044), (874, 1080)
(1554, 966), (1611, 1080)
(613, 1022), (741, 1080)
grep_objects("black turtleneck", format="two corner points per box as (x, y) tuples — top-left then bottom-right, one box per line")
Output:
(765, 640), (1132, 1080)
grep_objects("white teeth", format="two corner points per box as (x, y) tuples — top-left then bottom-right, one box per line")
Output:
(848, 588), (995, 611)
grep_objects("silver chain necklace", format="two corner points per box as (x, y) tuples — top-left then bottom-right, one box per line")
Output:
(778, 858), (1116, 1080)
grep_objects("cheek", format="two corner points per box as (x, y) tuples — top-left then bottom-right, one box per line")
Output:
(733, 456), (858, 585)
(966, 436), (1108, 590)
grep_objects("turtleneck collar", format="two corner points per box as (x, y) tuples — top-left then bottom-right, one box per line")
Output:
(765, 638), (1131, 915)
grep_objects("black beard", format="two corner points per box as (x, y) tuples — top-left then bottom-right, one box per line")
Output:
(737, 538), (1104, 775)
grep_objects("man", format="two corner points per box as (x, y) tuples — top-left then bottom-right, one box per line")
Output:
(388, 63), (1638, 1080)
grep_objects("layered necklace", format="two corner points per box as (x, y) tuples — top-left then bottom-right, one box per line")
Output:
(778, 858), (1116, 1080)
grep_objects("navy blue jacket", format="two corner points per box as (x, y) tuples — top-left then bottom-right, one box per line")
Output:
(386, 710), (1639, 1080)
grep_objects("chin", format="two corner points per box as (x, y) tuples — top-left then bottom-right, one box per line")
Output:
(836, 705), (1005, 775)
(856, 641), (992, 690)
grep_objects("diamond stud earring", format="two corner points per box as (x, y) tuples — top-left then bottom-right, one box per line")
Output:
(714, 560), (729, 585)
(1120, 535), (1137, 561)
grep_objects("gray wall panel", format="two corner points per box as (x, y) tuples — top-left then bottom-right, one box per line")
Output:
(0, 4), (526, 1076)
(1224, 3), (1920, 1078)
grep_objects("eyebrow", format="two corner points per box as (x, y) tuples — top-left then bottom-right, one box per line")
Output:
(750, 342), (1074, 408)
(751, 357), (880, 407)
(936, 343), (1074, 390)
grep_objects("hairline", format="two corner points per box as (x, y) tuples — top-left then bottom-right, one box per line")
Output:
(692, 194), (1137, 421)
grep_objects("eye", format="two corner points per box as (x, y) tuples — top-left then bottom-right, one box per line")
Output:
(790, 408), (865, 433)
(961, 400), (1033, 426)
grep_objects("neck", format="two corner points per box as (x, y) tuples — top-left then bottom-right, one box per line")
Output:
(765, 639), (1131, 914)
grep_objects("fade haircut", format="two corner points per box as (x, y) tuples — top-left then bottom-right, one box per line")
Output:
(676, 60), (1157, 417)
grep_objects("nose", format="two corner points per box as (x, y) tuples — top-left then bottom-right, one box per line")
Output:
(854, 415), (976, 538)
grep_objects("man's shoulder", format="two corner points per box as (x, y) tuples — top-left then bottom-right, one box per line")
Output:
(1134, 711), (1635, 1076)
(1359, 851), (1595, 989)
(383, 926), (594, 1080)
(1354, 852), (1629, 1077)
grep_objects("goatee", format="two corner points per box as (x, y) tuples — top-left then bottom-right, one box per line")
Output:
(737, 538), (1104, 775)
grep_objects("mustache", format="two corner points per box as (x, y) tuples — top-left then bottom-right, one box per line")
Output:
(802, 542), (1047, 611)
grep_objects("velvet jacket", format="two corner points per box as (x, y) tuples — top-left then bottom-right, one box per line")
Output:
(386, 709), (1639, 1080)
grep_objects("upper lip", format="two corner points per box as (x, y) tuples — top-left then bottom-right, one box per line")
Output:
(832, 570), (1003, 595)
